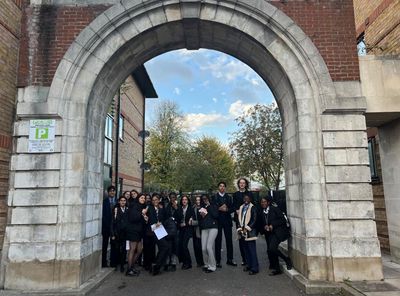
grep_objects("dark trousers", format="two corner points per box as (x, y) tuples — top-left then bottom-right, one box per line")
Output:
(143, 234), (156, 269)
(166, 235), (178, 265)
(112, 236), (127, 268)
(102, 234), (109, 266)
(192, 231), (204, 266)
(215, 223), (233, 264)
(239, 238), (246, 263)
(235, 219), (246, 264)
(178, 228), (192, 266)
(265, 234), (289, 271)
(244, 240), (259, 272)
(155, 237), (171, 267)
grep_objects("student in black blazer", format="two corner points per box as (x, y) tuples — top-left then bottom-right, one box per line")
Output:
(233, 178), (254, 266)
(259, 196), (292, 275)
(111, 195), (129, 272)
(191, 195), (204, 267)
(176, 195), (194, 269)
(147, 194), (170, 276)
(214, 181), (237, 267)
(102, 185), (117, 267)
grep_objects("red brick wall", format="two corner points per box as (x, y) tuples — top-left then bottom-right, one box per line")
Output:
(0, 0), (22, 250)
(272, 0), (360, 81)
(18, 1), (360, 87)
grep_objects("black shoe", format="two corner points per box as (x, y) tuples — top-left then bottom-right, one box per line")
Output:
(126, 268), (139, 276)
(269, 270), (283, 276)
(241, 262), (246, 266)
(182, 264), (192, 270)
(226, 261), (237, 267)
(152, 265), (161, 276)
(163, 265), (169, 271)
(286, 258), (293, 270)
(216, 263), (222, 268)
(243, 267), (250, 272)
(170, 265), (177, 272)
(205, 269), (214, 273)
(249, 271), (258, 275)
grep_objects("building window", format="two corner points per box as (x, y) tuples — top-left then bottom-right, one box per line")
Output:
(357, 34), (367, 56)
(104, 115), (113, 165)
(368, 137), (379, 181)
(119, 115), (124, 141)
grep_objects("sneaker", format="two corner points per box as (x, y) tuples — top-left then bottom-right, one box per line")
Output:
(226, 261), (237, 267)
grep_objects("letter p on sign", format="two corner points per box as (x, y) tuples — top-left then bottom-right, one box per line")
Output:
(36, 128), (49, 139)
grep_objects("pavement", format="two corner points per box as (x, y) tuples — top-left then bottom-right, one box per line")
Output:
(90, 236), (308, 296)
(343, 254), (400, 296)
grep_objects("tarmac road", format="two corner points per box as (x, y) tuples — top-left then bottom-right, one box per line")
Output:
(92, 234), (306, 296)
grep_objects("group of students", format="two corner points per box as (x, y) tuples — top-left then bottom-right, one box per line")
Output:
(101, 178), (293, 277)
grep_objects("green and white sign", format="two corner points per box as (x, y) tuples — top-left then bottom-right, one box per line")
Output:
(28, 119), (56, 153)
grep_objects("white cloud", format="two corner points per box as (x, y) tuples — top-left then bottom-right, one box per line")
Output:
(182, 113), (229, 132)
(229, 100), (255, 118)
(212, 97), (218, 103)
(202, 80), (210, 87)
(174, 87), (181, 95)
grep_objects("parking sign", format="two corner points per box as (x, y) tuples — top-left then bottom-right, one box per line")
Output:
(28, 120), (56, 153)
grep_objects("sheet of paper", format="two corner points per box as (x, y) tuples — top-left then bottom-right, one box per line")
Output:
(154, 225), (168, 240)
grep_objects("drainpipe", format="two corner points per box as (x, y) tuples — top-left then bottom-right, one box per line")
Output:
(141, 97), (146, 191)
(115, 89), (121, 198)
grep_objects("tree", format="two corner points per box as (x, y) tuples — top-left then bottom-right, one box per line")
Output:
(230, 103), (283, 191)
(145, 101), (188, 190)
(174, 137), (236, 192)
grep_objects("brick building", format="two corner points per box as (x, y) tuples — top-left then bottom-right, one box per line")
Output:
(0, 0), (397, 293)
(354, 0), (400, 55)
(353, 0), (400, 261)
(0, 0), (22, 252)
(104, 67), (157, 196)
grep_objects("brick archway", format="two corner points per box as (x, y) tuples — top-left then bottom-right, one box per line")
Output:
(3, 0), (383, 291)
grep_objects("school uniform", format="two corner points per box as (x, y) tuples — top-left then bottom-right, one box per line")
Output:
(233, 190), (254, 265)
(176, 205), (194, 268)
(191, 205), (204, 266)
(111, 206), (129, 271)
(237, 202), (259, 274)
(214, 192), (235, 265)
(259, 203), (291, 272)
(199, 203), (219, 271)
(102, 196), (117, 267)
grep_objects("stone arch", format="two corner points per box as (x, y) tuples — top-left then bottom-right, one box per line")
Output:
(3, 0), (382, 291)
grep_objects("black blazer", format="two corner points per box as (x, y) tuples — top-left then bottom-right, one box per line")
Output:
(127, 203), (146, 234)
(175, 206), (194, 229)
(102, 197), (116, 236)
(199, 203), (219, 230)
(233, 191), (253, 225)
(214, 193), (234, 226)
(147, 206), (167, 225)
(259, 204), (289, 242)
(111, 206), (128, 239)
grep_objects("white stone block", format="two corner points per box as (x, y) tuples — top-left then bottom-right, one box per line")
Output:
(326, 183), (372, 201)
(331, 238), (381, 257)
(56, 242), (81, 260)
(11, 207), (58, 225)
(11, 154), (61, 171)
(330, 220), (378, 238)
(325, 166), (371, 183)
(321, 114), (366, 131)
(10, 188), (59, 206)
(328, 201), (375, 220)
(7, 226), (32, 243)
(8, 244), (35, 262)
(57, 223), (82, 241)
(14, 171), (60, 189)
(323, 131), (367, 148)
(35, 243), (56, 262)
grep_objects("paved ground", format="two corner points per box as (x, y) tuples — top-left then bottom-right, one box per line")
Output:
(92, 236), (306, 296)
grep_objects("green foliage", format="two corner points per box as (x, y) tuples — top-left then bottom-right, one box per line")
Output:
(144, 101), (235, 192)
(230, 103), (283, 191)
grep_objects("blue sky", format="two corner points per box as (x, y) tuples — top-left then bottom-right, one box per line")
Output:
(144, 49), (275, 145)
